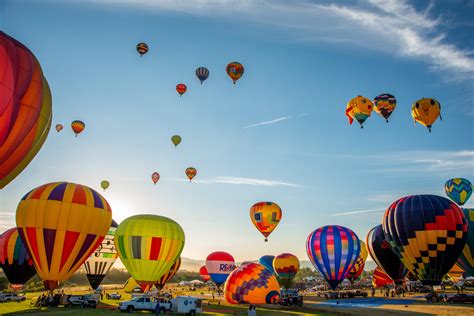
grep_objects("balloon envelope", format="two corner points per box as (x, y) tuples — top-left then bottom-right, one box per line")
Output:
(185, 167), (197, 182)
(258, 255), (275, 275)
(155, 257), (181, 290)
(250, 202), (282, 241)
(16, 182), (112, 290)
(347, 240), (367, 283)
(226, 62), (244, 84)
(195, 67), (209, 84)
(151, 172), (160, 185)
(100, 180), (110, 191)
(382, 195), (467, 285)
(411, 98), (441, 132)
(366, 224), (407, 285)
(205, 251), (235, 286)
(224, 262), (280, 305)
(176, 84), (187, 96)
(83, 220), (118, 290)
(306, 225), (360, 290)
(0, 228), (36, 285)
(273, 253), (299, 287)
(136, 43), (149, 56)
(171, 135), (181, 147)
(115, 215), (185, 288)
(55, 124), (63, 132)
(372, 266), (394, 288)
(0, 31), (52, 189)
(71, 120), (85, 136)
(345, 95), (373, 128)
(199, 265), (211, 282)
(457, 208), (474, 276)
(373, 93), (396, 122)
(445, 178), (472, 206)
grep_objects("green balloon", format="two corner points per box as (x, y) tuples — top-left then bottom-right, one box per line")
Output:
(171, 135), (181, 147)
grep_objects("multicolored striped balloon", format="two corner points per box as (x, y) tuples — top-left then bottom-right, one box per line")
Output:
(155, 257), (181, 290)
(195, 67), (209, 84)
(306, 225), (360, 290)
(273, 253), (299, 287)
(457, 208), (474, 276)
(372, 266), (394, 288)
(346, 240), (367, 283)
(115, 215), (185, 290)
(250, 202), (282, 242)
(0, 227), (36, 285)
(16, 182), (112, 290)
(224, 262), (280, 305)
(445, 178), (472, 206)
(205, 251), (235, 286)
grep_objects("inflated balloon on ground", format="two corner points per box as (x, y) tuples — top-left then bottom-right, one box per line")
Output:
(258, 255), (275, 275)
(372, 266), (394, 288)
(0, 228), (36, 285)
(199, 265), (211, 282)
(457, 208), (474, 276)
(273, 253), (299, 288)
(206, 251), (235, 286)
(155, 257), (181, 290)
(347, 240), (367, 283)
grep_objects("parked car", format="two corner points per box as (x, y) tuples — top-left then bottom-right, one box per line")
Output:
(67, 295), (98, 308)
(279, 289), (303, 306)
(447, 294), (474, 304)
(0, 293), (26, 302)
(106, 292), (121, 300)
(348, 290), (368, 298)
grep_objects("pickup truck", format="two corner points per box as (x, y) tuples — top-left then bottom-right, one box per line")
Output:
(119, 296), (171, 313)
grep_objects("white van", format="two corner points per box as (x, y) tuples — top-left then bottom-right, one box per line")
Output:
(170, 296), (202, 315)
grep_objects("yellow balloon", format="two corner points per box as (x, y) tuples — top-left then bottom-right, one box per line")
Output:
(411, 97), (441, 132)
(115, 215), (185, 288)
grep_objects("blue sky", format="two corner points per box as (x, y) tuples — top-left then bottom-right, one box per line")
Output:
(1, 0), (473, 263)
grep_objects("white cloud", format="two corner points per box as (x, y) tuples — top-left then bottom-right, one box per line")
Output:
(173, 176), (302, 187)
(244, 113), (308, 128)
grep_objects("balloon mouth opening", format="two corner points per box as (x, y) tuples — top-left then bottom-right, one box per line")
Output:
(43, 280), (59, 291)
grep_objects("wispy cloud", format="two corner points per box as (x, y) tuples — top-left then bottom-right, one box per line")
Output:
(173, 176), (302, 187)
(244, 113), (308, 129)
(83, 0), (474, 80)
(330, 209), (385, 216)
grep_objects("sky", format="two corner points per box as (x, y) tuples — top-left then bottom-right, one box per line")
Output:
(0, 0), (473, 263)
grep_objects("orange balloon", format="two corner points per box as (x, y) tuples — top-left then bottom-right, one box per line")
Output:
(71, 120), (85, 136)
(185, 167), (197, 182)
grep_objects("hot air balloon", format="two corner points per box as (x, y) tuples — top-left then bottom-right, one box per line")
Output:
(0, 228), (36, 285)
(199, 265), (211, 282)
(176, 84), (187, 97)
(71, 120), (85, 137)
(185, 167), (197, 182)
(16, 182), (112, 290)
(345, 95), (373, 128)
(123, 277), (140, 293)
(347, 240), (368, 283)
(306, 225), (360, 290)
(171, 135), (181, 147)
(457, 208), (474, 276)
(155, 257), (181, 290)
(83, 220), (118, 290)
(445, 178), (472, 206)
(447, 264), (464, 282)
(0, 31), (52, 189)
(373, 93), (396, 122)
(224, 262), (280, 305)
(100, 180), (110, 191)
(151, 172), (160, 185)
(205, 251), (235, 286)
(136, 42), (149, 56)
(273, 253), (299, 288)
(382, 195), (468, 285)
(366, 224), (407, 285)
(372, 266), (394, 288)
(250, 202), (282, 242)
(115, 215), (185, 291)
(226, 62), (244, 84)
(195, 67), (209, 84)
(258, 255), (276, 275)
(55, 124), (63, 132)
(411, 98), (441, 132)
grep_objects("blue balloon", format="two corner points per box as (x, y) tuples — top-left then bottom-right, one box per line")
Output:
(258, 255), (275, 275)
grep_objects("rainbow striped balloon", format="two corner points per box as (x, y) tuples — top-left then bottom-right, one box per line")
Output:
(306, 225), (360, 290)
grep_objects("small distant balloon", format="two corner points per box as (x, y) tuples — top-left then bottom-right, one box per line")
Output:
(100, 180), (110, 191)
(136, 42), (149, 56)
(171, 135), (182, 147)
(55, 124), (63, 132)
(411, 97), (441, 132)
(226, 62), (244, 84)
(176, 84), (187, 97)
(195, 67), (209, 84)
(345, 95), (374, 128)
(71, 120), (85, 137)
(249, 202), (282, 242)
(151, 172), (160, 185)
(373, 93), (396, 122)
(185, 167), (197, 182)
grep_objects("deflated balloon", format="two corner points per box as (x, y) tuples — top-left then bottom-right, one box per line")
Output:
(196, 67), (209, 84)
(83, 220), (118, 290)
(445, 178), (472, 206)
(100, 180), (109, 191)
(373, 93), (396, 122)
(411, 98), (441, 132)
(0, 228), (36, 285)
(185, 167), (197, 182)
(250, 202), (282, 242)
(258, 255), (275, 275)
(372, 266), (394, 288)
(457, 208), (474, 276)
(199, 265), (211, 282)
(151, 172), (160, 185)
(171, 135), (181, 147)
(206, 251), (236, 286)
(347, 240), (367, 283)
(307, 225), (360, 290)
(226, 62), (244, 84)
(71, 120), (85, 136)
(224, 262), (280, 305)
(273, 253), (299, 288)
(176, 84), (187, 96)
(382, 195), (467, 285)
(136, 43), (149, 56)
(16, 182), (112, 291)
(155, 257), (181, 290)
(366, 224), (407, 285)
(345, 95), (373, 128)
(115, 215), (185, 290)
(0, 31), (52, 189)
